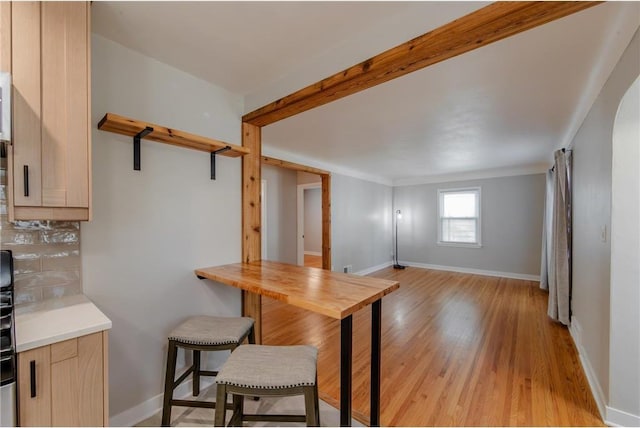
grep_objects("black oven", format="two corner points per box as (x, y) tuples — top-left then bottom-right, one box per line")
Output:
(1, 249), (16, 427)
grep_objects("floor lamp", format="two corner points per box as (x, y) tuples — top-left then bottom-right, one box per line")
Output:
(394, 209), (406, 269)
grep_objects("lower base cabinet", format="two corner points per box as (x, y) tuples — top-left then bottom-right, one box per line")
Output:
(17, 331), (109, 427)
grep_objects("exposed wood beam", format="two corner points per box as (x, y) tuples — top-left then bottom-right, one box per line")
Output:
(243, 1), (602, 127)
(262, 155), (329, 176)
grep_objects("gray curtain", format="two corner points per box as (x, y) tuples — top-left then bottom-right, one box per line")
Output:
(540, 168), (555, 291)
(544, 149), (572, 325)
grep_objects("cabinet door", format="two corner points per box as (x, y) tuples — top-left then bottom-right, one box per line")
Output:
(18, 346), (52, 427)
(50, 338), (80, 426)
(77, 332), (105, 426)
(18, 332), (105, 427)
(49, 333), (104, 427)
(11, 1), (42, 207)
(0, 2), (10, 73)
(41, 1), (89, 208)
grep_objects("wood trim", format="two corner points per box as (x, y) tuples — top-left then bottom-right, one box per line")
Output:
(321, 174), (331, 270)
(241, 122), (262, 343)
(97, 112), (249, 157)
(262, 156), (329, 176)
(242, 1), (602, 126)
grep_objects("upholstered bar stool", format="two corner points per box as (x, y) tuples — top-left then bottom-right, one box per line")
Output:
(161, 316), (255, 426)
(214, 344), (320, 427)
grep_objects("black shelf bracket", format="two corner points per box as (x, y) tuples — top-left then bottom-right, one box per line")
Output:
(196, 275), (205, 280)
(133, 127), (154, 171)
(210, 146), (231, 180)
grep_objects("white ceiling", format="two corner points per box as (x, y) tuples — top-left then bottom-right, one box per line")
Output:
(92, 2), (640, 185)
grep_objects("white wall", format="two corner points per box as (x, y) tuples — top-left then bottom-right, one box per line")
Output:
(393, 174), (545, 278)
(570, 30), (639, 420)
(303, 188), (322, 254)
(609, 76), (639, 424)
(262, 164), (297, 264)
(331, 174), (393, 273)
(83, 35), (244, 423)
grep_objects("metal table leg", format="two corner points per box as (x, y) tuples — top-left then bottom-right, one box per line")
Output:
(340, 315), (353, 426)
(371, 299), (382, 426)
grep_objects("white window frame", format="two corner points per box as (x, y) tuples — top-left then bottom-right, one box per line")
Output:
(437, 187), (482, 248)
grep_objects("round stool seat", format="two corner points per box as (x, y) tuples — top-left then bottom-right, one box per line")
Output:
(216, 344), (318, 390)
(168, 316), (255, 346)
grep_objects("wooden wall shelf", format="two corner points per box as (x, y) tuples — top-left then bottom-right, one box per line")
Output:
(98, 113), (248, 156)
(97, 113), (249, 179)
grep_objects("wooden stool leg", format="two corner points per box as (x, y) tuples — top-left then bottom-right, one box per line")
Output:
(161, 341), (178, 426)
(214, 384), (227, 427)
(248, 325), (256, 344)
(314, 383), (320, 425)
(304, 385), (320, 426)
(230, 394), (244, 427)
(192, 350), (201, 396)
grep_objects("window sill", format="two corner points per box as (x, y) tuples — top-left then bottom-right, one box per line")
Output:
(437, 241), (482, 249)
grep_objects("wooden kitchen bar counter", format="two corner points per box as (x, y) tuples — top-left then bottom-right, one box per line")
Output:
(194, 260), (399, 426)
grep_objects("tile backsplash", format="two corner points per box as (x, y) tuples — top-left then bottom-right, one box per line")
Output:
(0, 156), (82, 305)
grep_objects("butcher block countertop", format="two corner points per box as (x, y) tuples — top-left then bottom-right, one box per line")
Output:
(195, 260), (400, 319)
(15, 294), (112, 353)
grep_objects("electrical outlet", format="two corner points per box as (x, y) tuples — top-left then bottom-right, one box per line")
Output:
(343, 265), (353, 274)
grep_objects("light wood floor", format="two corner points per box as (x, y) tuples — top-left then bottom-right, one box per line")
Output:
(262, 267), (603, 426)
(304, 254), (323, 268)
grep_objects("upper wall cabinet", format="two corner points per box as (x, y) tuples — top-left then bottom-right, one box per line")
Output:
(2, 2), (91, 221)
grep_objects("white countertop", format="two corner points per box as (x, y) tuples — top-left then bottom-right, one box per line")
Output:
(15, 294), (112, 353)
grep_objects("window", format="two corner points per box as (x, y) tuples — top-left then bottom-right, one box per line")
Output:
(438, 187), (481, 247)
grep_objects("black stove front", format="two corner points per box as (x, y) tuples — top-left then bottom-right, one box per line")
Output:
(1, 249), (16, 427)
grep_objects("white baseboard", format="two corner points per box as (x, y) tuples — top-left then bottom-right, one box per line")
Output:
(304, 251), (322, 257)
(109, 374), (215, 427)
(569, 318), (607, 422)
(399, 261), (540, 281)
(606, 406), (640, 427)
(354, 261), (393, 276)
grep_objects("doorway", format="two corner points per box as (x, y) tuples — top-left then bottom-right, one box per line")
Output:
(297, 181), (322, 267)
(260, 156), (331, 270)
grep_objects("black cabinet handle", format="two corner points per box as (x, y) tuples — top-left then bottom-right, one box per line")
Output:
(23, 165), (29, 197)
(30, 360), (36, 398)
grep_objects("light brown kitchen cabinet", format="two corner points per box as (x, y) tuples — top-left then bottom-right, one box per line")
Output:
(2, 1), (91, 221)
(17, 331), (109, 427)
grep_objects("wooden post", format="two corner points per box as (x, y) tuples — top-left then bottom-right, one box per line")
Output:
(241, 122), (262, 343)
(321, 174), (332, 271)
